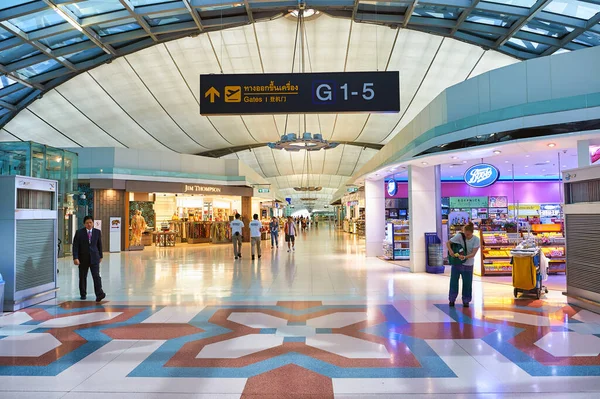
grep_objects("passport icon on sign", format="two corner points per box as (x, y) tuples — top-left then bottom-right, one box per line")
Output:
(225, 86), (241, 102)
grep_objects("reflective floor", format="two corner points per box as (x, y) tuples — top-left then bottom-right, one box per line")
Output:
(1, 224), (599, 398)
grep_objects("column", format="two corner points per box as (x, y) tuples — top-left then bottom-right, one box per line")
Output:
(241, 196), (252, 242)
(365, 178), (385, 257)
(577, 139), (591, 168)
(408, 165), (440, 273)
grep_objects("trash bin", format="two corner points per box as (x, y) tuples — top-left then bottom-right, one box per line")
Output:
(0, 273), (4, 313)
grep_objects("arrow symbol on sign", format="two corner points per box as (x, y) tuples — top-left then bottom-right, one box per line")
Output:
(205, 87), (220, 103)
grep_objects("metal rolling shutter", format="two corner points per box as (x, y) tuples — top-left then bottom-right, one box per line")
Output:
(566, 214), (600, 295)
(15, 219), (55, 292)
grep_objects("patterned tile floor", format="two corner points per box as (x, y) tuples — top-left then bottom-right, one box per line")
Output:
(2, 225), (599, 398)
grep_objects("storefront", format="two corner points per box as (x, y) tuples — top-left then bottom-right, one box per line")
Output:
(382, 178), (566, 276)
(341, 188), (365, 236)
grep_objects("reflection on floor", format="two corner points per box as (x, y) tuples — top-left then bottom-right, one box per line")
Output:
(1, 224), (599, 398)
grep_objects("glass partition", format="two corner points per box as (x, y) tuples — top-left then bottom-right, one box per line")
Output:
(0, 141), (79, 256)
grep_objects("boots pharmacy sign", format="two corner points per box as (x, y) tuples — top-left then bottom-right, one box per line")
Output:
(464, 164), (500, 188)
(200, 72), (400, 115)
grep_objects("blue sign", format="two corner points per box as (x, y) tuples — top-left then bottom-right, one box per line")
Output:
(464, 164), (499, 188)
(285, 197), (292, 205)
(387, 180), (398, 196)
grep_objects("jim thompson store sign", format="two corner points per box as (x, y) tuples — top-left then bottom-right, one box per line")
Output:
(125, 181), (253, 197)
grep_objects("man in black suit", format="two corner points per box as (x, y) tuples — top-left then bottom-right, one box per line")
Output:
(72, 216), (106, 302)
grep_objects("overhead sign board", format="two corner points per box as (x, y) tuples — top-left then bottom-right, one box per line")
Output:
(200, 72), (400, 115)
(464, 163), (500, 188)
(347, 187), (359, 193)
(258, 188), (270, 193)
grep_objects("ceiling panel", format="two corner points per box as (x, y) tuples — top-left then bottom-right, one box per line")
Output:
(2, 109), (79, 147)
(26, 90), (124, 148)
(87, 58), (204, 153)
(388, 39), (485, 143)
(53, 73), (170, 151)
(358, 29), (444, 144)
(124, 44), (230, 150)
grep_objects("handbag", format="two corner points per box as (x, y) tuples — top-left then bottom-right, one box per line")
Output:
(448, 232), (468, 266)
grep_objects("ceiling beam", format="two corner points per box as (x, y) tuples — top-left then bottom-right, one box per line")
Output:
(197, 142), (384, 158)
(0, 65), (44, 90)
(451, 0), (480, 35)
(540, 12), (600, 56)
(42, 0), (117, 56)
(118, 0), (158, 42)
(403, 0), (419, 28)
(182, 0), (204, 31)
(0, 21), (77, 72)
(0, 99), (17, 111)
(493, 0), (553, 48)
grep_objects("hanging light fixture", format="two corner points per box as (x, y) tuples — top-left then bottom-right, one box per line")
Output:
(268, 133), (339, 152)
(267, 5), (338, 153)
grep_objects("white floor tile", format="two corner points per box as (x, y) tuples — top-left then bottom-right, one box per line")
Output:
(196, 334), (284, 359)
(306, 334), (390, 359)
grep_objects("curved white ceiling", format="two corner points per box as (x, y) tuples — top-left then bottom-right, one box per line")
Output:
(0, 13), (519, 208)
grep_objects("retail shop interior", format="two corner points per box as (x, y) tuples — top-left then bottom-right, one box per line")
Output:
(128, 193), (282, 247)
(380, 156), (567, 277)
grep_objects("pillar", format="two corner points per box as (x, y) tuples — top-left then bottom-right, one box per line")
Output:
(408, 165), (440, 273)
(242, 196), (252, 242)
(577, 140), (591, 168)
(365, 179), (385, 257)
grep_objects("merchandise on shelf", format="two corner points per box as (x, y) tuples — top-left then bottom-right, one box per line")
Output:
(383, 220), (410, 260)
(480, 230), (514, 275)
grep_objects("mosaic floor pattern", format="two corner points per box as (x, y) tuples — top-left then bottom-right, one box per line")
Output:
(2, 298), (600, 398)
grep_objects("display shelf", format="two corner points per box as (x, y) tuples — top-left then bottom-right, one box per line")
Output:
(480, 230), (514, 276)
(383, 221), (410, 260)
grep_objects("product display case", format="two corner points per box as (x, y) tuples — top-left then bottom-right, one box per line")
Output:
(480, 230), (515, 275)
(210, 221), (230, 244)
(530, 224), (566, 274)
(383, 221), (410, 260)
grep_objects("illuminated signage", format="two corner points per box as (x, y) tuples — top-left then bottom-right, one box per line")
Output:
(464, 164), (500, 188)
(184, 185), (222, 193)
(387, 180), (398, 196)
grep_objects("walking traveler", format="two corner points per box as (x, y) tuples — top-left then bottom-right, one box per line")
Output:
(230, 213), (244, 259)
(72, 216), (106, 302)
(270, 217), (279, 249)
(446, 223), (480, 307)
(250, 214), (262, 260)
(284, 216), (298, 252)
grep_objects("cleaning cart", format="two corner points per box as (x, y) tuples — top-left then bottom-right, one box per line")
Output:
(511, 240), (548, 299)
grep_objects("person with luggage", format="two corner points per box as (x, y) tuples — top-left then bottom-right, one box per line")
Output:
(446, 222), (480, 308)
(270, 216), (279, 249)
(230, 213), (244, 259)
(284, 216), (298, 252)
(249, 214), (262, 260)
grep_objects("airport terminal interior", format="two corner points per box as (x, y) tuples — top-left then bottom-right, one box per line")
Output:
(2, 0), (600, 398)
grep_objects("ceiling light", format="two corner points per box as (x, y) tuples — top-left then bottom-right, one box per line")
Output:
(545, 160), (550, 163)
(268, 132), (338, 152)
(422, 162), (428, 165)
(562, 165), (567, 168)
(504, 160), (509, 163)
(493, 150), (501, 154)
(508, 169), (512, 172)
(542, 169), (546, 172)
(547, 143), (556, 147)
(451, 156), (458, 160)
(449, 165), (454, 168)
(524, 165), (529, 168)
(525, 154), (530, 157)
(462, 160), (467, 164)
(525, 172), (529, 175)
